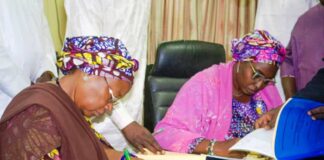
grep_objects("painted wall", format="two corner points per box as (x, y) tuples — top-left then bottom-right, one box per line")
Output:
(44, 0), (66, 53)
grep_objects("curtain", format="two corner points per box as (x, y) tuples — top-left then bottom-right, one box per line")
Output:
(148, 0), (257, 64)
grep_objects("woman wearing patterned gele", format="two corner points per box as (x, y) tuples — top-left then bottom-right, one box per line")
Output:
(0, 36), (141, 160)
(154, 30), (286, 158)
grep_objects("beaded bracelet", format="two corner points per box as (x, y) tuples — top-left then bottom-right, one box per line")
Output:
(207, 139), (216, 155)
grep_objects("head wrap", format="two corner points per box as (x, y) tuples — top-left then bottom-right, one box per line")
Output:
(57, 36), (139, 83)
(231, 30), (286, 65)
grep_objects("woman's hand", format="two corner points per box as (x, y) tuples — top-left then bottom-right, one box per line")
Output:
(308, 106), (324, 120)
(255, 106), (281, 129)
(213, 138), (246, 158)
(36, 71), (55, 83)
(122, 121), (162, 154)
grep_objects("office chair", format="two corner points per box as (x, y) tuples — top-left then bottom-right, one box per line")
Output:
(144, 40), (226, 131)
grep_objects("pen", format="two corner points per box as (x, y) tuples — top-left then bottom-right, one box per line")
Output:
(123, 148), (131, 160)
(152, 128), (164, 136)
(120, 150), (137, 160)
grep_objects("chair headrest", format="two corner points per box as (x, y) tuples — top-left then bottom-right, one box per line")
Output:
(151, 40), (225, 78)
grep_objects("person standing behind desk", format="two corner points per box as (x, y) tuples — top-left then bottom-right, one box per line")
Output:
(154, 30), (286, 158)
(280, 0), (324, 100)
(63, 0), (161, 153)
(0, 0), (58, 116)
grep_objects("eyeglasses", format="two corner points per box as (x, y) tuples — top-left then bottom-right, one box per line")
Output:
(108, 88), (120, 105)
(248, 62), (276, 85)
(104, 77), (120, 105)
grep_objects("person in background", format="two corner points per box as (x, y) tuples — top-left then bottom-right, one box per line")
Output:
(256, 67), (324, 130)
(0, 36), (141, 160)
(0, 0), (58, 116)
(254, 0), (319, 100)
(64, 0), (161, 153)
(280, 0), (324, 100)
(154, 30), (286, 158)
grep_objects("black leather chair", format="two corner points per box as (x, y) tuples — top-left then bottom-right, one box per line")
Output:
(144, 40), (226, 132)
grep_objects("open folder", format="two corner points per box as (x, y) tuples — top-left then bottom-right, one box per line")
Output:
(229, 98), (324, 159)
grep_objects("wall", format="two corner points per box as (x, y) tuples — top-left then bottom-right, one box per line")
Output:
(44, 0), (67, 53)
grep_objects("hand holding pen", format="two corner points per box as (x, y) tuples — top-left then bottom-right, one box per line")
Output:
(122, 122), (163, 154)
(139, 128), (165, 155)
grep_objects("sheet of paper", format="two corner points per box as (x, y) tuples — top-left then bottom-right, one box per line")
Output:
(137, 151), (206, 160)
(206, 155), (243, 160)
(229, 128), (275, 158)
(137, 151), (244, 160)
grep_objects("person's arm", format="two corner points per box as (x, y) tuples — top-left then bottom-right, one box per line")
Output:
(156, 111), (245, 158)
(281, 77), (297, 100)
(110, 102), (162, 153)
(121, 121), (162, 153)
(110, 103), (135, 129)
(36, 71), (56, 83)
(154, 72), (221, 153)
(0, 105), (62, 159)
(280, 32), (297, 100)
(35, 13), (58, 83)
(0, 37), (31, 97)
(193, 139), (245, 158)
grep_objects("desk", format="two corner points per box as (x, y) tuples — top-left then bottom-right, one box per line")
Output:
(137, 151), (242, 160)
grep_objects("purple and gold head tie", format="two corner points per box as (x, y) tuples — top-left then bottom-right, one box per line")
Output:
(231, 30), (286, 65)
(57, 36), (139, 83)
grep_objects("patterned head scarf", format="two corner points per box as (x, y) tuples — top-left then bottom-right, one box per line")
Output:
(231, 30), (286, 65)
(57, 36), (139, 83)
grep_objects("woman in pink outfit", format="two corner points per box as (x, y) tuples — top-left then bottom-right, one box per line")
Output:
(154, 30), (286, 158)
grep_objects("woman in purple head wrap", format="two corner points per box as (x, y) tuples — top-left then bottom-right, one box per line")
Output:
(154, 30), (286, 158)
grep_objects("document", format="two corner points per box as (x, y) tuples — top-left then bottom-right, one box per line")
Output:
(229, 98), (324, 159)
(229, 128), (274, 158)
(137, 151), (205, 160)
(137, 151), (242, 160)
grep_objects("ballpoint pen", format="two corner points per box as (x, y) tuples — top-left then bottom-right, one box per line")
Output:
(120, 149), (137, 160)
(123, 148), (131, 160)
(152, 128), (164, 136)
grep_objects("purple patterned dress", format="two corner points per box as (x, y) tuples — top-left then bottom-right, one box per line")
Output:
(189, 95), (267, 153)
(225, 95), (267, 140)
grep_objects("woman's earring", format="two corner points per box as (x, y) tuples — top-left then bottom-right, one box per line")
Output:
(236, 62), (240, 73)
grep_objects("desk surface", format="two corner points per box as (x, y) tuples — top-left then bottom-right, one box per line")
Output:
(137, 151), (242, 160)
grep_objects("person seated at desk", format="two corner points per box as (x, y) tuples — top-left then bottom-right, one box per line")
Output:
(154, 30), (286, 158)
(256, 66), (324, 129)
(0, 36), (140, 160)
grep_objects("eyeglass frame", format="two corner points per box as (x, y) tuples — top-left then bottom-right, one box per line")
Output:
(248, 61), (276, 85)
(104, 77), (120, 105)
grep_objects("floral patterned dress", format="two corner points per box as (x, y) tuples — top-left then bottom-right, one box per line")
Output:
(188, 95), (267, 153)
